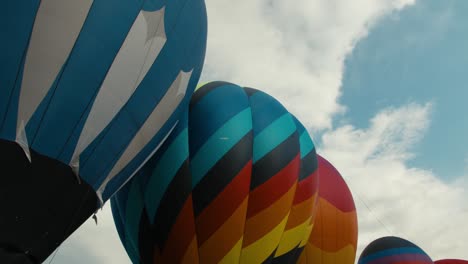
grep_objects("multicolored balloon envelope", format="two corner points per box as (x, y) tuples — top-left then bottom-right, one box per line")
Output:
(111, 81), (320, 264)
(435, 260), (468, 264)
(298, 154), (358, 264)
(0, 0), (207, 262)
(358, 236), (433, 264)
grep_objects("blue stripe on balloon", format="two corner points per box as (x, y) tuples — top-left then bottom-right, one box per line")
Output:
(248, 90), (287, 137)
(189, 83), (249, 157)
(124, 179), (145, 264)
(88, 0), (207, 197)
(299, 131), (315, 159)
(253, 113), (296, 163)
(0, 57), (25, 141)
(144, 128), (188, 223)
(293, 115), (315, 158)
(0, 0), (40, 134)
(30, 0), (143, 158)
(359, 247), (427, 264)
(98, 107), (183, 201)
(190, 108), (253, 188)
(110, 196), (127, 252)
(142, 0), (166, 12)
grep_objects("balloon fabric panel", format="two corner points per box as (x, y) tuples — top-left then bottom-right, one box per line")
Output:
(0, 0), (207, 262)
(358, 236), (433, 264)
(299, 154), (358, 264)
(111, 81), (320, 264)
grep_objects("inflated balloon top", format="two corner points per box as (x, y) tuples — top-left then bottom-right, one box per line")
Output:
(435, 260), (468, 264)
(0, 0), (207, 262)
(111, 81), (320, 264)
(358, 236), (433, 264)
(298, 154), (358, 264)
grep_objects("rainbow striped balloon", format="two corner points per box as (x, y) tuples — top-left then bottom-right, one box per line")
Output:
(298, 154), (358, 264)
(358, 236), (433, 264)
(111, 81), (320, 264)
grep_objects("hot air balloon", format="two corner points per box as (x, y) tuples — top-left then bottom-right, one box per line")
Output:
(111, 81), (320, 264)
(297, 154), (358, 264)
(0, 0), (207, 262)
(358, 236), (433, 264)
(435, 260), (468, 264)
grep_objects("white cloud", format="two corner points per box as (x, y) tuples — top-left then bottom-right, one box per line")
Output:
(319, 103), (468, 261)
(200, 0), (415, 131)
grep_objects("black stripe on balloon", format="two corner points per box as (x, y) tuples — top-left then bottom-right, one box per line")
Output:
(190, 81), (234, 107)
(243, 87), (260, 96)
(192, 131), (253, 217)
(138, 208), (153, 264)
(360, 236), (420, 258)
(152, 160), (192, 248)
(251, 132), (300, 190)
(271, 247), (303, 264)
(299, 150), (318, 181)
(261, 250), (276, 264)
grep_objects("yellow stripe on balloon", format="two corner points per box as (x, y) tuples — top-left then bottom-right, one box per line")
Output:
(299, 219), (314, 247)
(240, 214), (290, 264)
(198, 198), (249, 264)
(274, 218), (311, 257)
(219, 238), (243, 264)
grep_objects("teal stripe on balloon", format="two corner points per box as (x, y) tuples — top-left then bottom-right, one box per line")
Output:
(144, 128), (189, 223)
(253, 113), (296, 163)
(299, 130), (315, 159)
(124, 179), (144, 264)
(190, 107), (252, 188)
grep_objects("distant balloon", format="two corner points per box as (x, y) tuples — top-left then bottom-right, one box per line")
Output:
(435, 260), (468, 264)
(111, 81), (320, 264)
(358, 236), (433, 264)
(298, 154), (358, 264)
(0, 0), (207, 262)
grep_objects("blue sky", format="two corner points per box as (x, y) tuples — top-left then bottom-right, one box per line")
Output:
(48, 0), (468, 263)
(338, 0), (468, 181)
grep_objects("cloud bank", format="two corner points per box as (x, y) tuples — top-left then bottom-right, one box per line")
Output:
(200, 0), (416, 131)
(319, 103), (468, 261)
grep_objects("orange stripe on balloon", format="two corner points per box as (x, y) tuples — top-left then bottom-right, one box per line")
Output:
(243, 182), (297, 247)
(160, 195), (198, 263)
(195, 161), (252, 245)
(308, 197), (358, 252)
(301, 243), (356, 264)
(247, 155), (300, 218)
(285, 194), (317, 230)
(198, 197), (249, 264)
(181, 238), (199, 264)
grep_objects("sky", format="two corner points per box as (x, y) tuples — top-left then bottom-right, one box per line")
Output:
(45, 0), (468, 263)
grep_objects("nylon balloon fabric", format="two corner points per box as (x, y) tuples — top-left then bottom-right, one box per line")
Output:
(111, 81), (320, 264)
(435, 260), (468, 264)
(0, 0), (207, 262)
(358, 236), (433, 264)
(297, 154), (358, 264)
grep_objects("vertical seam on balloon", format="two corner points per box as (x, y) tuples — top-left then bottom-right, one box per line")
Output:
(29, 0), (101, 148)
(0, 2), (41, 136)
(238, 87), (254, 263)
(319, 198), (325, 263)
(56, 1), (145, 162)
